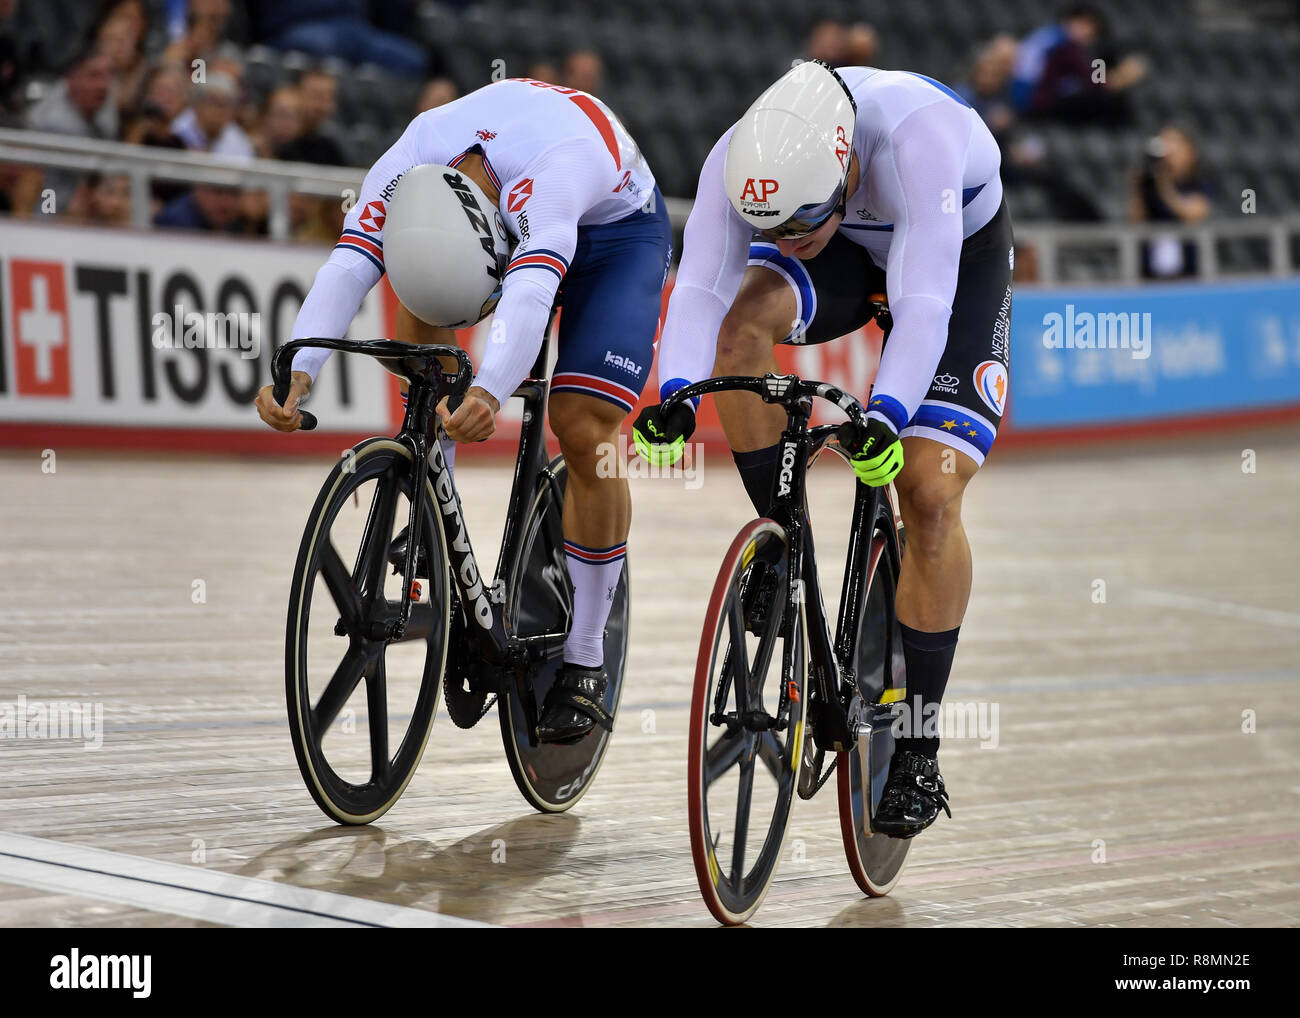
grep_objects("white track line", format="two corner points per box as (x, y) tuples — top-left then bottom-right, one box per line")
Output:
(0, 832), (491, 928)
(1132, 587), (1300, 630)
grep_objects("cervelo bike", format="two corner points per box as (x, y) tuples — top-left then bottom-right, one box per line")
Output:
(270, 329), (628, 824)
(661, 360), (910, 925)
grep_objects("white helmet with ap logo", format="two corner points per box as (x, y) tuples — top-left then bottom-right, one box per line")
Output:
(384, 163), (510, 329)
(724, 61), (857, 238)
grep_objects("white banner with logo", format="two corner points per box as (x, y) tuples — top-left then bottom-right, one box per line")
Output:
(0, 219), (394, 433)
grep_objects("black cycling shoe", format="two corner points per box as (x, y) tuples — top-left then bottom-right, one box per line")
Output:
(535, 664), (613, 745)
(387, 525), (428, 578)
(872, 750), (952, 838)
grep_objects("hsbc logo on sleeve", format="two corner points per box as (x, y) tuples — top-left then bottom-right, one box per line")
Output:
(9, 260), (71, 397)
(507, 178), (533, 213)
(357, 201), (387, 234)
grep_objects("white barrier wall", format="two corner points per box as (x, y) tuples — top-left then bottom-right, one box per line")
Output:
(0, 220), (394, 437)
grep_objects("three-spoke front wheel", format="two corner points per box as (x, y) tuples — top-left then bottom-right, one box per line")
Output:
(688, 519), (806, 926)
(285, 439), (450, 825)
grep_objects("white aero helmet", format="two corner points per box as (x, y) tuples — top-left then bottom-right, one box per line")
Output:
(724, 61), (857, 238)
(383, 163), (510, 328)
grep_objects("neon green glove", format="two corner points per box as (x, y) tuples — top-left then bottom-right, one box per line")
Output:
(839, 418), (904, 486)
(632, 403), (695, 467)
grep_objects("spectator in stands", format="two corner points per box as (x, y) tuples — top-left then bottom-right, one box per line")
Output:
(805, 20), (847, 65)
(1129, 125), (1212, 279)
(414, 77), (457, 115)
(155, 182), (245, 231)
(960, 35), (1102, 221)
(90, 0), (150, 115)
(526, 60), (560, 84)
(253, 85), (303, 158)
(76, 171), (133, 225)
(277, 68), (345, 165)
(842, 22), (879, 66)
(171, 70), (254, 158)
(561, 49), (602, 95)
(26, 45), (118, 139)
(161, 0), (233, 70)
(1011, 5), (1145, 125)
(0, 160), (42, 216)
(1, 0), (30, 120)
(25, 45), (119, 212)
(246, 0), (428, 78)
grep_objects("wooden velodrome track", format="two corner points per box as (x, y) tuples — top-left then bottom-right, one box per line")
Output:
(1, 424), (1297, 928)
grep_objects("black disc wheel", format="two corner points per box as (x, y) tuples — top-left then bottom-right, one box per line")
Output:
(498, 456), (630, 812)
(837, 498), (911, 895)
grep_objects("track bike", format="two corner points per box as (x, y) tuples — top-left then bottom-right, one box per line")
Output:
(270, 330), (628, 824)
(660, 366), (910, 925)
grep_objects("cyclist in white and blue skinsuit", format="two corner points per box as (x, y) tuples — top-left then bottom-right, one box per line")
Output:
(635, 62), (1014, 836)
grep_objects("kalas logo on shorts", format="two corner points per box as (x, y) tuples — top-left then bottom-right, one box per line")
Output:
(357, 201), (386, 234)
(973, 360), (1008, 416)
(507, 178), (533, 213)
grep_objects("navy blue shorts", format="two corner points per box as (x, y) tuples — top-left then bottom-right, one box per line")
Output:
(550, 187), (673, 415)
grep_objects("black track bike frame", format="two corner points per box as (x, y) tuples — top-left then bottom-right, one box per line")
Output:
(271, 321), (566, 679)
(659, 374), (888, 753)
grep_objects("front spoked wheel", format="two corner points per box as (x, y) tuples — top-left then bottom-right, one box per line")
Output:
(286, 439), (450, 825)
(500, 456), (630, 812)
(688, 519), (806, 926)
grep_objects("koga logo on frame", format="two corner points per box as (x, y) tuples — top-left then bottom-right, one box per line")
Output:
(50, 949), (151, 998)
(777, 442), (797, 497)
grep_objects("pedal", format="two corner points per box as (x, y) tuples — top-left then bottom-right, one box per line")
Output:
(848, 695), (875, 836)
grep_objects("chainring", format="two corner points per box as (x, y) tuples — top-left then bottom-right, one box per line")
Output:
(442, 599), (496, 728)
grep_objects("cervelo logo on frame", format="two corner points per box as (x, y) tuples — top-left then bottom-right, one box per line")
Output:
(508, 178), (533, 213)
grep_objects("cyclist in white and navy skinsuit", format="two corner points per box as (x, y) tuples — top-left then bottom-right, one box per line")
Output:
(638, 63), (1014, 837)
(258, 78), (672, 744)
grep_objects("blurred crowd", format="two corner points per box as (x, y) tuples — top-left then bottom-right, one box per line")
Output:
(0, 0), (1216, 276)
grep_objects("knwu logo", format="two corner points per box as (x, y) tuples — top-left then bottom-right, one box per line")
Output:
(933, 372), (960, 394)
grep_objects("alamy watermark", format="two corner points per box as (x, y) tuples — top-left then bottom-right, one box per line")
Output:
(890, 696), (1000, 749)
(151, 306), (261, 359)
(596, 435), (704, 489)
(1042, 304), (1151, 359)
(0, 694), (104, 750)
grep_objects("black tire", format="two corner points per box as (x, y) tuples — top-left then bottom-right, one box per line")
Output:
(498, 456), (630, 812)
(837, 494), (911, 895)
(286, 439), (450, 825)
(689, 519), (806, 925)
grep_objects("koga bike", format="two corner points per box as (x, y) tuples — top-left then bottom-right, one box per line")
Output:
(270, 329), (628, 824)
(661, 367), (910, 925)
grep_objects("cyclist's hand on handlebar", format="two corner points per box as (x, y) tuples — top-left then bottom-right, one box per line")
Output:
(437, 386), (499, 442)
(632, 401), (696, 466)
(256, 371), (312, 432)
(838, 417), (904, 487)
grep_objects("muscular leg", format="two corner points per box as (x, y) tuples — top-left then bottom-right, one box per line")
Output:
(710, 266), (806, 513)
(711, 265), (800, 452)
(548, 391), (629, 666)
(890, 437), (980, 760)
(893, 437), (979, 631)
